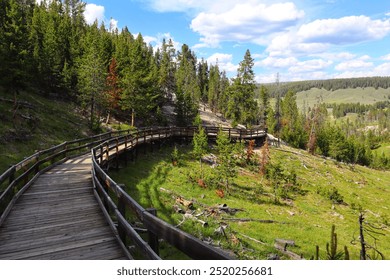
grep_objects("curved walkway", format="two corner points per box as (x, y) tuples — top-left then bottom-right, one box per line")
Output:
(0, 155), (127, 260)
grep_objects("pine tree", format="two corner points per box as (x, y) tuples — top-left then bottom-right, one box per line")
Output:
(197, 58), (209, 104)
(226, 50), (258, 126)
(280, 90), (307, 148)
(158, 38), (176, 100)
(216, 129), (237, 193)
(175, 44), (200, 125)
(0, 0), (31, 92)
(120, 33), (161, 126)
(259, 85), (270, 129)
(105, 57), (121, 123)
(192, 126), (209, 180)
(208, 64), (220, 113)
(77, 24), (107, 130)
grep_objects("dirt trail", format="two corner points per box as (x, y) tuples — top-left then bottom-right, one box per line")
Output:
(198, 104), (232, 128)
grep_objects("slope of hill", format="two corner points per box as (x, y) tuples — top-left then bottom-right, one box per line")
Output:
(296, 87), (390, 109)
(109, 144), (390, 260)
(0, 88), (92, 173)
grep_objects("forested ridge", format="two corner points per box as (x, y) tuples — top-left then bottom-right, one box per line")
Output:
(264, 77), (390, 98)
(1, 0), (389, 170)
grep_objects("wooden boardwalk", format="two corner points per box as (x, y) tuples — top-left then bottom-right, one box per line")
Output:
(0, 155), (127, 260)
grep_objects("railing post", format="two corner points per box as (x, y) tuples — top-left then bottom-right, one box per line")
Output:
(105, 142), (109, 162)
(8, 166), (16, 185)
(100, 146), (103, 165)
(118, 191), (127, 245)
(146, 208), (159, 255)
(143, 130), (147, 155)
(115, 138), (119, 169)
(124, 135), (128, 166)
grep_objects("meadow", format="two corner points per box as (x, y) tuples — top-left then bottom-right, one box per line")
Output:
(109, 144), (390, 260)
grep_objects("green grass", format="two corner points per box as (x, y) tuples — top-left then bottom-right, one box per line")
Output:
(295, 87), (390, 109)
(109, 144), (390, 260)
(0, 88), (92, 173)
(374, 142), (390, 157)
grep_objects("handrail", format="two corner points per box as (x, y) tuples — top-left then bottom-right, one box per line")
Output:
(91, 126), (266, 260)
(0, 129), (132, 225)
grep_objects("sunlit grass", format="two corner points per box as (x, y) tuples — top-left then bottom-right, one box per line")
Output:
(109, 144), (390, 260)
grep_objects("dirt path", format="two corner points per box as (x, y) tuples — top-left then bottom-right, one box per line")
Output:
(199, 104), (232, 127)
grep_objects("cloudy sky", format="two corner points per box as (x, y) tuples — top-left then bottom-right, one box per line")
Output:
(83, 0), (390, 83)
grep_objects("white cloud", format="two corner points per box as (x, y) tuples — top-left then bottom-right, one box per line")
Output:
(109, 18), (119, 31)
(381, 54), (390, 61)
(333, 71), (374, 79)
(140, 0), (256, 14)
(374, 62), (390, 76)
(144, 33), (182, 54)
(84, 4), (105, 25)
(190, 2), (304, 47)
(359, 55), (371, 61)
(206, 53), (238, 73)
(289, 59), (333, 73)
(335, 60), (374, 71)
(298, 16), (390, 45)
(257, 56), (298, 68)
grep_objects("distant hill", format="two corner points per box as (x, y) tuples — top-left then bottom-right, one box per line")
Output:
(295, 87), (390, 109)
(262, 76), (390, 98)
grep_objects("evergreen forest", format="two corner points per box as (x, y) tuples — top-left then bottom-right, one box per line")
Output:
(1, 0), (389, 171)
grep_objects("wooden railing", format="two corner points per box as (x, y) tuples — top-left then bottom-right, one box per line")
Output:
(0, 130), (133, 226)
(91, 126), (266, 260)
(0, 126), (266, 259)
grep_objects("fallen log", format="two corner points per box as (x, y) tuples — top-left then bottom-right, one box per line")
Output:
(221, 218), (280, 223)
(176, 196), (193, 208)
(238, 233), (266, 245)
(173, 204), (185, 214)
(184, 213), (208, 227)
(275, 239), (295, 247)
(0, 97), (35, 109)
(274, 243), (304, 260)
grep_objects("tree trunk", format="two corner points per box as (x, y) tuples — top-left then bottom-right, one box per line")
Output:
(359, 213), (366, 260)
(131, 108), (135, 127)
(90, 93), (95, 129)
(106, 111), (110, 125)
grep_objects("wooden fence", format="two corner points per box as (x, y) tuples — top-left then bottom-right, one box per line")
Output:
(91, 126), (266, 260)
(0, 129), (132, 226)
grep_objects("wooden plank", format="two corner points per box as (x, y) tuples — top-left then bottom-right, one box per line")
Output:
(0, 154), (128, 260)
(0, 237), (119, 259)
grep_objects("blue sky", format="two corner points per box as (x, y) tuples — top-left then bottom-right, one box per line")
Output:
(82, 0), (390, 83)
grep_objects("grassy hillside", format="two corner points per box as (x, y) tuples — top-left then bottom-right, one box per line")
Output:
(0, 88), (92, 173)
(295, 87), (390, 109)
(109, 144), (390, 260)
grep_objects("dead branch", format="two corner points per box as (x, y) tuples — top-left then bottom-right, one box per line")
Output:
(221, 218), (281, 223)
(184, 212), (208, 227)
(0, 97), (35, 109)
(238, 233), (266, 245)
(176, 197), (193, 208)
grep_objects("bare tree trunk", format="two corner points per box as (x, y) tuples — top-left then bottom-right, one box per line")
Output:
(106, 111), (110, 125)
(359, 213), (366, 260)
(131, 108), (135, 127)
